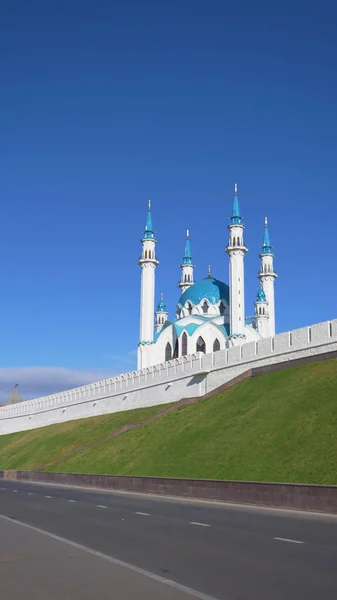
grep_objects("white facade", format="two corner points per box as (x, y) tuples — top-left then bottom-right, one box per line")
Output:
(139, 184), (276, 369)
(0, 318), (336, 435)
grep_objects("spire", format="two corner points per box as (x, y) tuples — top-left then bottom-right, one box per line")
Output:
(261, 216), (272, 254)
(255, 287), (267, 302)
(207, 264), (211, 277)
(182, 228), (193, 264)
(143, 199), (154, 239)
(230, 182), (242, 225)
(157, 292), (167, 312)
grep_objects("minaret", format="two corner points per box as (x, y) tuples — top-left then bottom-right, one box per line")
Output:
(155, 293), (168, 333)
(138, 200), (159, 369)
(258, 217), (277, 336)
(254, 287), (269, 338)
(225, 183), (247, 336)
(178, 229), (195, 293)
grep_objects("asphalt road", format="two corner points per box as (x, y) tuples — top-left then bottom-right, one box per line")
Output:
(0, 480), (336, 599)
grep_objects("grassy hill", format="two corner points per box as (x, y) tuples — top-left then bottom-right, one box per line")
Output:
(0, 358), (337, 484)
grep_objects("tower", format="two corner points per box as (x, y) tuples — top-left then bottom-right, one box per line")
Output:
(178, 229), (195, 293)
(254, 287), (269, 338)
(258, 217), (277, 336)
(225, 183), (247, 336)
(138, 200), (159, 369)
(155, 293), (168, 333)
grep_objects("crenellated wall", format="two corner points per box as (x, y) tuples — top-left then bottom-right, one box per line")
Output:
(1, 318), (337, 435)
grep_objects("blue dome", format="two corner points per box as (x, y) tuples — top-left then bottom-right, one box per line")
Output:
(177, 277), (229, 308)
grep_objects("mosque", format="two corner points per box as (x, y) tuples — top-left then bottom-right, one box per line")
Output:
(138, 184), (277, 369)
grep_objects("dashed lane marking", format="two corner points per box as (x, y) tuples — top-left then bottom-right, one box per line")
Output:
(68, 500), (76, 503)
(190, 522), (211, 527)
(45, 496), (53, 499)
(97, 505), (108, 509)
(135, 512), (150, 516)
(273, 537), (304, 544)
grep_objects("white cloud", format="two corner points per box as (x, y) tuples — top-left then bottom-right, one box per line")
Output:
(0, 366), (116, 403)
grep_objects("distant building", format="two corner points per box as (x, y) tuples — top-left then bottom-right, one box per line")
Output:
(5, 384), (23, 406)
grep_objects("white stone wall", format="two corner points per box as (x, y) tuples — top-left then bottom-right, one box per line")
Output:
(1, 318), (337, 435)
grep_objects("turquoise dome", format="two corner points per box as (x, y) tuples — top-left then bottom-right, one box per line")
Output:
(177, 277), (229, 307)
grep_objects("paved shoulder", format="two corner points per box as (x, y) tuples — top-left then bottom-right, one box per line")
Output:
(0, 516), (217, 600)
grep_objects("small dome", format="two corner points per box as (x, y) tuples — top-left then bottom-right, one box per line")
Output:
(256, 289), (267, 302)
(177, 277), (229, 308)
(157, 298), (167, 312)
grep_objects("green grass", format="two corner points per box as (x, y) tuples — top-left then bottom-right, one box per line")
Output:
(1, 359), (337, 484)
(0, 404), (168, 471)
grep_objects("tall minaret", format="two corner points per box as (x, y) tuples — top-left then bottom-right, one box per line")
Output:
(155, 293), (168, 333)
(178, 229), (195, 293)
(138, 200), (159, 369)
(258, 217), (277, 336)
(225, 183), (248, 336)
(254, 287), (269, 338)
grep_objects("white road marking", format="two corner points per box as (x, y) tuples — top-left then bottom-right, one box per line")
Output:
(13, 490), (18, 493)
(190, 522), (211, 527)
(68, 500), (76, 503)
(0, 514), (220, 600)
(28, 493), (34, 496)
(135, 512), (150, 516)
(97, 505), (108, 509)
(273, 537), (304, 544)
(45, 496), (53, 499)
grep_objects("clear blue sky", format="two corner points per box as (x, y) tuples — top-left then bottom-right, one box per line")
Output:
(1, 1), (337, 399)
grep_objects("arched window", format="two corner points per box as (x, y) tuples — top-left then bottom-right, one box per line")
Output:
(187, 302), (192, 315)
(173, 339), (179, 359)
(202, 301), (208, 314)
(188, 274), (191, 282)
(213, 338), (220, 352)
(232, 237), (236, 246)
(237, 237), (240, 246)
(263, 307), (265, 315)
(145, 250), (148, 258)
(165, 342), (172, 362)
(196, 336), (206, 353)
(259, 307), (262, 315)
(184, 274), (187, 282)
(264, 264), (267, 273)
(219, 302), (225, 316)
(181, 332), (188, 356)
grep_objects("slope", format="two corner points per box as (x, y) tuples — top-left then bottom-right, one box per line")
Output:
(0, 358), (337, 484)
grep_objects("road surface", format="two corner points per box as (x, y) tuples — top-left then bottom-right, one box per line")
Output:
(0, 480), (336, 599)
